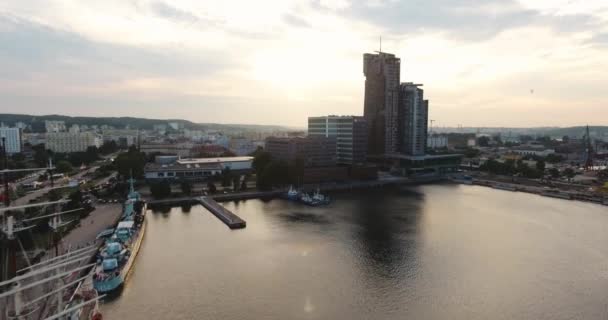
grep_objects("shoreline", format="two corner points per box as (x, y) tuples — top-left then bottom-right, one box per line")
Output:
(453, 178), (608, 206)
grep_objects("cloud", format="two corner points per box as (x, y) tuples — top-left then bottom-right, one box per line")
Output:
(0, 14), (235, 84)
(325, 0), (599, 40)
(283, 13), (311, 28)
(149, 1), (203, 24)
(587, 32), (608, 46)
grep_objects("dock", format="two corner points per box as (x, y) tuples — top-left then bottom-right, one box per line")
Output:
(197, 197), (246, 229)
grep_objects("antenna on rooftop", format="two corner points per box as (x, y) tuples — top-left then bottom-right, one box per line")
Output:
(379, 36), (382, 53)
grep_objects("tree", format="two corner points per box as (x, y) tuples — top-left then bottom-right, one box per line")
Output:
(252, 150), (272, 173)
(65, 190), (83, 210)
(33, 144), (50, 167)
(464, 148), (480, 158)
(256, 160), (289, 190)
(180, 180), (193, 196)
(114, 149), (146, 178)
(477, 136), (490, 147)
(150, 180), (172, 199)
(221, 168), (233, 187)
(535, 159), (546, 173)
(55, 160), (73, 173)
(545, 153), (564, 164)
(598, 169), (608, 181)
(548, 168), (560, 179)
(48, 189), (63, 201)
(207, 181), (217, 194)
(99, 140), (119, 155)
(564, 168), (576, 181)
(232, 175), (240, 192)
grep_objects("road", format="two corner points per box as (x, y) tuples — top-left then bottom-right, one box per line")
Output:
(11, 167), (99, 206)
(59, 203), (122, 254)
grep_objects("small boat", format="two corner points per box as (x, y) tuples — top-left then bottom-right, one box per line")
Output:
(311, 189), (330, 205)
(286, 185), (300, 200)
(297, 189), (330, 207)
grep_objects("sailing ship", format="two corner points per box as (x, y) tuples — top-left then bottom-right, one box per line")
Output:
(0, 161), (104, 319)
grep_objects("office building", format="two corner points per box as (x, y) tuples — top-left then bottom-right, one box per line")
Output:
(308, 116), (367, 165)
(398, 83), (428, 156)
(363, 52), (401, 156)
(46, 132), (102, 153)
(0, 127), (22, 154)
(265, 136), (336, 167)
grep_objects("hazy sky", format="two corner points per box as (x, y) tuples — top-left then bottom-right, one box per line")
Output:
(0, 0), (607, 127)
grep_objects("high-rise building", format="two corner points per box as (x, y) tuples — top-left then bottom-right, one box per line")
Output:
(265, 136), (336, 167)
(363, 52), (401, 156)
(398, 83), (428, 156)
(0, 127), (22, 154)
(308, 116), (367, 165)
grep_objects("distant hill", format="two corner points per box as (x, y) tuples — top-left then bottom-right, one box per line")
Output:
(0, 114), (290, 133)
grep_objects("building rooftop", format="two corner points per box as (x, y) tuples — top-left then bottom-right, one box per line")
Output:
(177, 157), (253, 164)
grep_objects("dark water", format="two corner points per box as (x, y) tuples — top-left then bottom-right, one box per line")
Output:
(102, 185), (608, 319)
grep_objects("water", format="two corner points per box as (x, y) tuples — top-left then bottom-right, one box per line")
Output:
(102, 184), (608, 319)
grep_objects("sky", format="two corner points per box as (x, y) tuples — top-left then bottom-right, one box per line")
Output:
(0, 0), (607, 128)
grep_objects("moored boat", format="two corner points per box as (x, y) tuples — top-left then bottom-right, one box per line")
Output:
(93, 178), (146, 294)
(286, 186), (300, 200)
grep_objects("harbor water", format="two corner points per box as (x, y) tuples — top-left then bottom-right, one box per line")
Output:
(101, 184), (608, 319)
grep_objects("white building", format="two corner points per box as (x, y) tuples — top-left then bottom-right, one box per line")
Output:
(467, 138), (477, 147)
(427, 134), (449, 149)
(511, 147), (555, 157)
(168, 122), (183, 131)
(45, 120), (66, 133)
(46, 132), (102, 153)
(68, 124), (80, 134)
(144, 156), (253, 180)
(0, 127), (22, 154)
(140, 142), (195, 157)
(184, 129), (205, 141)
(102, 129), (139, 147)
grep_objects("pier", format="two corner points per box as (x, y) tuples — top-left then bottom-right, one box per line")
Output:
(197, 197), (246, 229)
(147, 196), (247, 229)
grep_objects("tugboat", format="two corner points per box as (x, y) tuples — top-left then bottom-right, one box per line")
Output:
(286, 185), (300, 200)
(93, 177), (146, 294)
(297, 189), (331, 207)
(311, 189), (330, 205)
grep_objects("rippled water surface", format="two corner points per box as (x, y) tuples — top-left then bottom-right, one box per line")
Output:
(102, 184), (608, 319)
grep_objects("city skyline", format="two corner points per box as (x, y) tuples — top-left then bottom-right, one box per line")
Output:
(1, 0), (607, 127)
